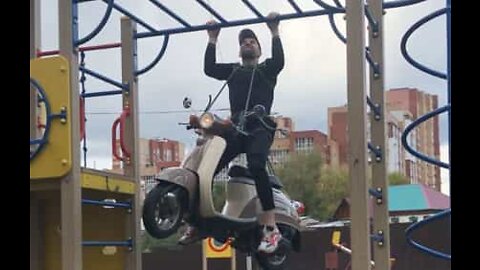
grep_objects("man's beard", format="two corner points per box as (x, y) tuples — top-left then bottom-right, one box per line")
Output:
(241, 49), (257, 60)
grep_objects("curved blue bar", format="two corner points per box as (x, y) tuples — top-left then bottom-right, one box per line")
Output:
(328, 14), (346, 43)
(405, 209), (451, 260)
(76, 0), (114, 46)
(135, 34), (170, 76)
(30, 78), (52, 161)
(401, 105), (450, 169)
(400, 8), (448, 79)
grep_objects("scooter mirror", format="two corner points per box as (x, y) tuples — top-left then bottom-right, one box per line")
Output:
(183, 97), (192, 109)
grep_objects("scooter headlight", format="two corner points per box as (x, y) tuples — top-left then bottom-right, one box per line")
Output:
(199, 112), (214, 129)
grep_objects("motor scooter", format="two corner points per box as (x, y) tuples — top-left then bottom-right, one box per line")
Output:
(142, 99), (303, 270)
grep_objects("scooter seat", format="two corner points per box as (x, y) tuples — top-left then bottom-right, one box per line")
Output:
(227, 165), (284, 189)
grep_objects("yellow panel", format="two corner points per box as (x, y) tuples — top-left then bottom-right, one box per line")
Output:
(43, 193), (61, 270)
(83, 190), (130, 270)
(332, 231), (341, 245)
(203, 237), (232, 258)
(30, 56), (72, 179)
(81, 172), (135, 194)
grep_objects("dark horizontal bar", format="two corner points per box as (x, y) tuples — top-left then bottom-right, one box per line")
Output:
(136, 9), (342, 39)
(81, 90), (123, 98)
(82, 240), (132, 247)
(79, 42), (121, 52)
(82, 199), (131, 208)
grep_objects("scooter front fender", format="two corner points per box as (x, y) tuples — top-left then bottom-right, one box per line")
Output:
(155, 167), (198, 212)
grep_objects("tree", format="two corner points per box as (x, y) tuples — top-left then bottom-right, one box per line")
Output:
(388, 172), (410, 186)
(275, 151), (349, 221)
(316, 167), (349, 221)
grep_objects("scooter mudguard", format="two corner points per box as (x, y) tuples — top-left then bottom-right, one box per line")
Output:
(155, 167), (198, 212)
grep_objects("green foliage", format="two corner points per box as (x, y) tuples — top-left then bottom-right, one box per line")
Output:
(212, 180), (227, 211)
(275, 152), (349, 221)
(388, 172), (410, 186)
(141, 230), (184, 252)
(316, 167), (349, 220)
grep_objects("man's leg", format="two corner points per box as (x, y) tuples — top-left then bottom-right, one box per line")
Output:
(178, 133), (241, 245)
(246, 129), (282, 253)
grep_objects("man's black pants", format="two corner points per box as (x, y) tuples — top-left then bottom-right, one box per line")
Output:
(214, 127), (275, 211)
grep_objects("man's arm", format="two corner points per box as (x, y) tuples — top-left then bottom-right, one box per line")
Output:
(204, 20), (233, 80)
(265, 12), (284, 76)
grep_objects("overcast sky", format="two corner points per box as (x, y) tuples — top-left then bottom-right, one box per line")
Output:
(39, 0), (450, 194)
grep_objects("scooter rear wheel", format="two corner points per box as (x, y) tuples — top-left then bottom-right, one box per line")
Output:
(255, 225), (294, 270)
(143, 183), (186, 239)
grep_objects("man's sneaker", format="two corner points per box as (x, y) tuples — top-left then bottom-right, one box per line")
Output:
(257, 225), (282, 253)
(178, 226), (202, 245)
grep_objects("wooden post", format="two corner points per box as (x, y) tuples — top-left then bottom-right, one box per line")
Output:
(59, 0), (82, 269)
(346, 0), (371, 269)
(367, 0), (391, 269)
(121, 16), (142, 270)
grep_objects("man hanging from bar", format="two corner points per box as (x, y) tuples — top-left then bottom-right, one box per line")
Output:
(178, 12), (285, 254)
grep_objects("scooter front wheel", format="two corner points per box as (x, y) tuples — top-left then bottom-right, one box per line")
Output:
(142, 183), (186, 239)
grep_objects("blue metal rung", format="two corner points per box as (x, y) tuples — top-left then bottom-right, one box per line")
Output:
(366, 50), (381, 77)
(82, 239), (133, 247)
(79, 66), (129, 91)
(50, 107), (68, 121)
(82, 199), (132, 209)
(241, 0), (264, 18)
(81, 90), (124, 98)
(287, 0), (303, 13)
(102, 0), (157, 32)
(364, 4), (379, 35)
(370, 232), (384, 243)
(136, 9), (343, 39)
(368, 142), (382, 162)
(366, 96), (381, 120)
(196, 0), (227, 23)
(368, 188), (383, 200)
(149, 0), (191, 27)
